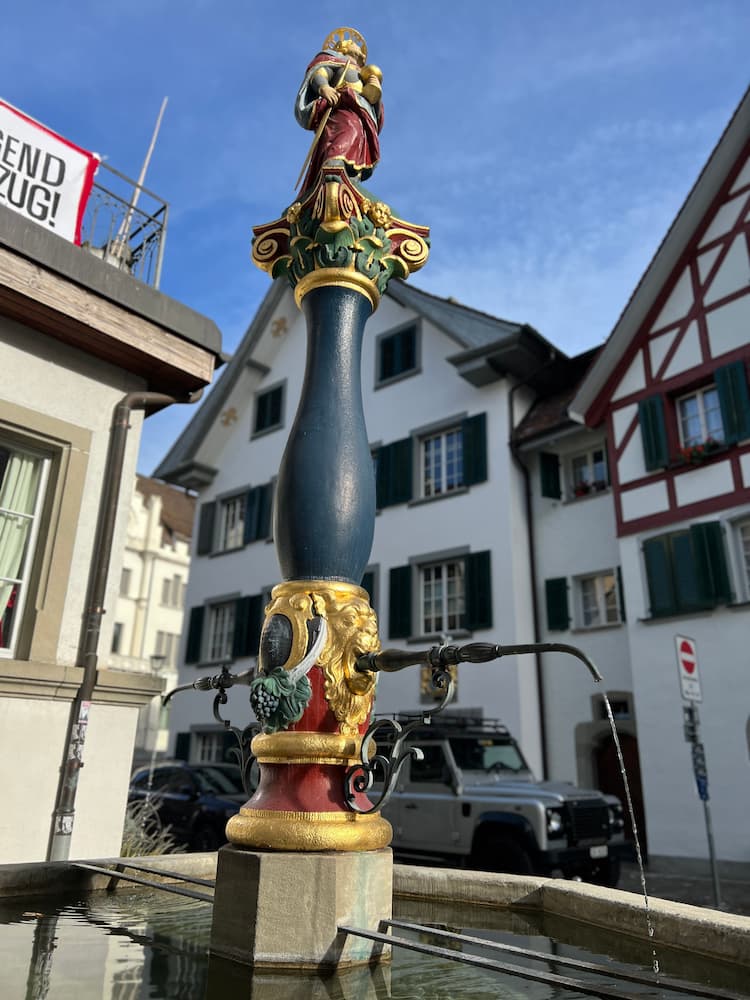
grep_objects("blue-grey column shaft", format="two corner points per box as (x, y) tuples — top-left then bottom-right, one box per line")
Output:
(274, 284), (375, 584)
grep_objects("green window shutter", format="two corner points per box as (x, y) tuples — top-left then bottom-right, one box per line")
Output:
(232, 594), (263, 658)
(643, 536), (677, 617)
(691, 522), (733, 606)
(388, 565), (412, 639)
(464, 550), (492, 630)
(671, 531), (705, 612)
(376, 438), (413, 508)
(462, 413), (488, 486)
(544, 578), (569, 631)
(184, 606), (205, 664)
(715, 361), (750, 444)
(174, 732), (191, 761)
(638, 395), (669, 470)
(243, 487), (259, 544)
(616, 566), (626, 622)
(361, 570), (376, 609)
(196, 502), (216, 555)
(540, 452), (561, 499)
(257, 482), (273, 540)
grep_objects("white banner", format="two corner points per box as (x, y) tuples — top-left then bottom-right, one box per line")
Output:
(0, 99), (99, 244)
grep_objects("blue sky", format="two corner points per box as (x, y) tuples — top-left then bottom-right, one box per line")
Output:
(3, 2), (748, 475)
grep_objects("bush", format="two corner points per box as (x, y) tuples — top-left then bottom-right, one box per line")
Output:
(120, 797), (184, 856)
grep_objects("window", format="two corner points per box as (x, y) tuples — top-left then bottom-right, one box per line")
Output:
(120, 567), (132, 596)
(422, 428), (464, 498)
(546, 570), (625, 631)
(376, 324), (418, 385)
(569, 446), (608, 498)
(195, 731), (224, 763)
(196, 483), (273, 556)
(421, 560), (465, 634)
(739, 521), (750, 595)
(155, 630), (179, 667)
(410, 744), (450, 783)
(0, 442), (49, 657)
(207, 601), (236, 662)
(643, 521), (732, 618)
(677, 385), (724, 447)
(638, 361), (750, 470)
(219, 494), (246, 551)
(161, 574), (184, 607)
(184, 593), (264, 665)
(376, 413), (487, 509)
(253, 384), (284, 435)
(111, 621), (123, 654)
(578, 572), (619, 627)
(388, 550), (492, 639)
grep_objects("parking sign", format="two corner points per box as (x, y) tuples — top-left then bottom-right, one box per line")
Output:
(675, 635), (702, 702)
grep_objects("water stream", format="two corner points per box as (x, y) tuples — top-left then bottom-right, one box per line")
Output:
(599, 690), (660, 979)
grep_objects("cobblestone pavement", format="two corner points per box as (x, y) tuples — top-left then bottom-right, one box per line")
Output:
(619, 861), (750, 917)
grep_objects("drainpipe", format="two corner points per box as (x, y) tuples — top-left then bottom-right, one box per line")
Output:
(508, 356), (555, 780)
(47, 388), (203, 862)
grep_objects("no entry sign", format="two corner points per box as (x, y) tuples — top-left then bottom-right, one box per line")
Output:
(675, 635), (702, 702)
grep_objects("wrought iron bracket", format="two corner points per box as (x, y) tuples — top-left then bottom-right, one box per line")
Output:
(162, 664), (259, 798)
(344, 639), (602, 815)
(344, 660), (455, 815)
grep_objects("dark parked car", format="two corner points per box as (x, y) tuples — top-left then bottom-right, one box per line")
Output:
(128, 761), (251, 851)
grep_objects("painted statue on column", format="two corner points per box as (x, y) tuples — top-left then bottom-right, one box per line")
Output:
(228, 27), (429, 853)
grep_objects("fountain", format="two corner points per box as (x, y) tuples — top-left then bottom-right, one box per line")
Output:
(2, 26), (750, 1000)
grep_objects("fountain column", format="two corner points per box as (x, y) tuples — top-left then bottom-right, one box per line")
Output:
(210, 25), (429, 969)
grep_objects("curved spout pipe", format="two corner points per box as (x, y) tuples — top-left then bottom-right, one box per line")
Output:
(355, 640), (602, 683)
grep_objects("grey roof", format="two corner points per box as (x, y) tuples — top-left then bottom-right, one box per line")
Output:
(153, 278), (286, 481)
(154, 277), (562, 482)
(570, 83), (750, 425)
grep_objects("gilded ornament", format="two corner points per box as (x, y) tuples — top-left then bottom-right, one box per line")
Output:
(286, 202), (302, 224)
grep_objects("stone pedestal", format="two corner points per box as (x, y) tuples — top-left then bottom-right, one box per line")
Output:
(210, 845), (393, 968)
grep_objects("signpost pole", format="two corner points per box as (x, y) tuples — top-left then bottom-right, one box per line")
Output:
(675, 636), (723, 910)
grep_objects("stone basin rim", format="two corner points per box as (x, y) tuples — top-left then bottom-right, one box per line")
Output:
(0, 853), (747, 970)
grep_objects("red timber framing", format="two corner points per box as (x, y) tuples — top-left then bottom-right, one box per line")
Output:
(597, 137), (750, 537)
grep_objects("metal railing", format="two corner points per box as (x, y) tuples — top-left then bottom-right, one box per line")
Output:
(79, 161), (168, 288)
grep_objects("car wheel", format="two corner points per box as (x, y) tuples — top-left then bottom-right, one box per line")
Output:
(475, 832), (535, 875)
(589, 857), (621, 888)
(191, 822), (224, 853)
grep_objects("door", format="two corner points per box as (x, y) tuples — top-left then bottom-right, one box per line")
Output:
(594, 732), (648, 860)
(396, 742), (460, 855)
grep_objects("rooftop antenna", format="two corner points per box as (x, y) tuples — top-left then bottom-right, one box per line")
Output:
(107, 97), (168, 268)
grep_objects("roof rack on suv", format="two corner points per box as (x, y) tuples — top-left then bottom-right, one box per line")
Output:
(374, 713), (511, 736)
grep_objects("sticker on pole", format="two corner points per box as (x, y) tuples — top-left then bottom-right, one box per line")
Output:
(675, 635), (702, 702)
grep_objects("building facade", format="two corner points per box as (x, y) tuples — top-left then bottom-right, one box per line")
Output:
(108, 475), (195, 761)
(0, 200), (220, 863)
(156, 86), (750, 872)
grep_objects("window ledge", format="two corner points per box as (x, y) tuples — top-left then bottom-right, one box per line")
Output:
(251, 423), (284, 440)
(408, 486), (469, 508)
(637, 608), (715, 624)
(209, 545), (246, 558)
(563, 487), (611, 504)
(570, 623), (623, 634)
(374, 366), (421, 391)
(405, 630), (472, 645)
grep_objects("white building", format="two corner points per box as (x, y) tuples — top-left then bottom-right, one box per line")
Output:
(156, 85), (750, 873)
(108, 475), (196, 761)
(0, 197), (220, 863)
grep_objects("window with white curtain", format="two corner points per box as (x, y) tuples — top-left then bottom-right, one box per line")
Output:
(0, 442), (49, 656)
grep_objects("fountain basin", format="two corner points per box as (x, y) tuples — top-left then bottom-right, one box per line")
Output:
(1, 852), (749, 996)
